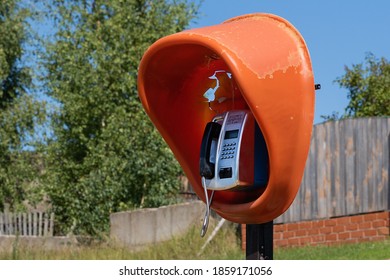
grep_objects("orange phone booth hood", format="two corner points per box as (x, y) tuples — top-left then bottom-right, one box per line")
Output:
(137, 13), (315, 224)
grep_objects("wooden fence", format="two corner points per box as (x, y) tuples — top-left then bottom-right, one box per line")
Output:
(0, 211), (54, 237)
(276, 117), (390, 224)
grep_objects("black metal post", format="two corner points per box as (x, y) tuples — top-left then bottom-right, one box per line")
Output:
(246, 221), (274, 260)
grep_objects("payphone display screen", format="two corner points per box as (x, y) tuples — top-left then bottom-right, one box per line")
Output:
(224, 129), (239, 139)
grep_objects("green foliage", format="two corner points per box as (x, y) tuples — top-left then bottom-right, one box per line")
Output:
(335, 53), (390, 118)
(42, 0), (199, 235)
(0, 0), (45, 210)
(320, 111), (342, 122)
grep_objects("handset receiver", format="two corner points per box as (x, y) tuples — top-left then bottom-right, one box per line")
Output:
(199, 121), (221, 179)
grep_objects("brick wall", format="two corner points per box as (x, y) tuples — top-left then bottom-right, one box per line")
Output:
(242, 211), (390, 249)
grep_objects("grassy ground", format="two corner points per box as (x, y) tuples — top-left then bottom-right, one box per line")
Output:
(1, 222), (389, 260)
(275, 239), (390, 260)
(1, 222), (244, 260)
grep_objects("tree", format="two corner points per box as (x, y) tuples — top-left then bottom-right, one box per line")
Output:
(42, 0), (199, 235)
(335, 53), (390, 118)
(0, 0), (44, 210)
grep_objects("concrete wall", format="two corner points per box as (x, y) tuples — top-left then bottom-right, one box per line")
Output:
(110, 201), (204, 248)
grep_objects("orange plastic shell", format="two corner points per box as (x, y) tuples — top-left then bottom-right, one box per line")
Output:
(137, 13), (315, 224)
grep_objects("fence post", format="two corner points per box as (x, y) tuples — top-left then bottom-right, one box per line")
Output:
(22, 213), (27, 236)
(28, 212), (32, 236)
(5, 211), (14, 234)
(33, 212), (38, 236)
(44, 213), (48, 236)
(38, 212), (43, 236)
(49, 213), (55, 237)
(0, 212), (3, 235)
(17, 213), (22, 235)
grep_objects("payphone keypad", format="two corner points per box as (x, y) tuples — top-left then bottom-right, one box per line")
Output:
(219, 128), (240, 179)
(221, 142), (237, 159)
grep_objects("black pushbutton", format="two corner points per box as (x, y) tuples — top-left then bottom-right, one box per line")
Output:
(219, 167), (232, 179)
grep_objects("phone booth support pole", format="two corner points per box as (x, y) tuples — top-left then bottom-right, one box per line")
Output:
(246, 221), (274, 260)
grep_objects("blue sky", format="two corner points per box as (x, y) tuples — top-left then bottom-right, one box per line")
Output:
(189, 0), (390, 124)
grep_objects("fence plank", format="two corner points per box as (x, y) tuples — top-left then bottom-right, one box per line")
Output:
(22, 213), (27, 236)
(49, 212), (55, 236)
(331, 120), (343, 216)
(383, 119), (390, 211)
(356, 119), (367, 213)
(8, 212), (13, 235)
(17, 213), (22, 235)
(28, 212), (32, 236)
(44, 213), (49, 236)
(3, 211), (7, 235)
(33, 212), (37, 236)
(304, 128), (316, 220)
(38, 212), (43, 236)
(0, 212), (3, 235)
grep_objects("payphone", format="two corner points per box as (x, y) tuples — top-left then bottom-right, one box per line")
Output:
(199, 110), (269, 235)
(200, 110), (267, 190)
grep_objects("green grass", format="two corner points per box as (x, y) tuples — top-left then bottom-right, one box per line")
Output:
(1, 221), (244, 260)
(1, 221), (389, 260)
(275, 238), (390, 260)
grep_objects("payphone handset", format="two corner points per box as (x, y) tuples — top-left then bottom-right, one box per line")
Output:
(200, 110), (256, 191)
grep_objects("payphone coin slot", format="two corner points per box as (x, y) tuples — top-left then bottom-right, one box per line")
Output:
(219, 167), (233, 179)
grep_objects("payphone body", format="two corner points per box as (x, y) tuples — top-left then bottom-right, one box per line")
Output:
(200, 110), (268, 191)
